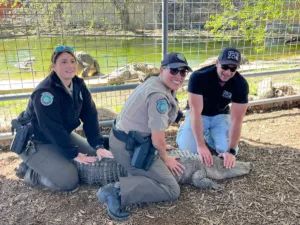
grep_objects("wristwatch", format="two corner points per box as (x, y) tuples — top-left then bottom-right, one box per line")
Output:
(95, 145), (104, 150)
(228, 148), (236, 156)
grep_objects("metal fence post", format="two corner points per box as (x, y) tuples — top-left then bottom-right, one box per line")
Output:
(162, 0), (168, 57)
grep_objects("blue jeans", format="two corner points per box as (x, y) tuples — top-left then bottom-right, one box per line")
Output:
(176, 110), (238, 154)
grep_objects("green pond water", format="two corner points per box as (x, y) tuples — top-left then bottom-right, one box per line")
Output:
(1, 36), (299, 80)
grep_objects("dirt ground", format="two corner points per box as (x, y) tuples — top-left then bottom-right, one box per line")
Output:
(1, 107), (300, 225)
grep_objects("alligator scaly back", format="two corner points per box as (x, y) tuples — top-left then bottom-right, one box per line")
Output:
(75, 158), (127, 186)
(74, 149), (253, 189)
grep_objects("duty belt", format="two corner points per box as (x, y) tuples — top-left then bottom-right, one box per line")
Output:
(112, 120), (129, 143)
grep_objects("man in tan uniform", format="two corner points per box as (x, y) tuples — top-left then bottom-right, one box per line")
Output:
(97, 52), (192, 221)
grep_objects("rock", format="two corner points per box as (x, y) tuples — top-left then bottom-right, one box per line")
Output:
(248, 95), (259, 101)
(273, 82), (296, 96)
(74, 51), (104, 77)
(105, 63), (160, 84)
(274, 89), (284, 97)
(257, 78), (274, 99)
(97, 108), (118, 121)
(14, 57), (36, 72)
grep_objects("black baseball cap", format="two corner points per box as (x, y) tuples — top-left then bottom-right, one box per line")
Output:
(218, 47), (241, 67)
(161, 52), (192, 72)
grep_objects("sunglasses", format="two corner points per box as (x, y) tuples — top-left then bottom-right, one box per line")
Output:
(54, 46), (74, 53)
(221, 64), (237, 72)
(164, 67), (188, 78)
(52, 46), (74, 63)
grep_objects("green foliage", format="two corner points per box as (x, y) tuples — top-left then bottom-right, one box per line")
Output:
(205, 0), (300, 52)
(176, 91), (188, 101)
(0, 99), (28, 115)
(248, 82), (258, 95)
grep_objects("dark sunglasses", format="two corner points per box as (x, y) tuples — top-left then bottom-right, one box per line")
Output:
(167, 68), (188, 78)
(54, 45), (74, 53)
(221, 64), (237, 72)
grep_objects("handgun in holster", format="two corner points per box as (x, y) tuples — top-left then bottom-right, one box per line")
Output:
(126, 131), (157, 171)
(10, 110), (34, 155)
(143, 146), (157, 171)
(125, 131), (146, 151)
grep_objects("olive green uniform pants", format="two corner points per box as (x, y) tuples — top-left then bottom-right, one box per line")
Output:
(19, 132), (96, 191)
(109, 131), (180, 205)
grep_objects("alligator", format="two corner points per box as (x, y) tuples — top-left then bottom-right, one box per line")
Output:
(101, 63), (160, 85)
(74, 150), (253, 190)
(74, 51), (104, 77)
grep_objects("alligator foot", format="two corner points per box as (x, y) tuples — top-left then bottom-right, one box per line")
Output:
(192, 170), (224, 190)
(193, 177), (224, 190)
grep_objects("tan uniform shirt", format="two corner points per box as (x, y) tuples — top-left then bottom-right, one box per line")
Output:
(62, 81), (73, 96)
(116, 76), (178, 135)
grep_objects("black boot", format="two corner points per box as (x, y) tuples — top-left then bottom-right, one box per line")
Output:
(24, 169), (62, 190)
(24, 168), (42, 187)
(97, 182), (130, 221)
(14, 162), (29, 179)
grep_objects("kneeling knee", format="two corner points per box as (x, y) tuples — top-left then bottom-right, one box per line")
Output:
(55, 166), (79, 192)
(57, 175), (79, 192)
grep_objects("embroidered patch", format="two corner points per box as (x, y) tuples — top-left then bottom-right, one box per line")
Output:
(177, 53), (186, 62)
(40, 92), (54, 106)
(156, 99), (168, 114)
(227, 51), (240, 61)
(222, 90), (232, 99)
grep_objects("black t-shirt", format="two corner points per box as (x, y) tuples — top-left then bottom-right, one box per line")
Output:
(187, 65), (249, 116)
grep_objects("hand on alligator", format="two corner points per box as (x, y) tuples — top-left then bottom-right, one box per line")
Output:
(166, 144), (176, 150)
(96, 148), (114, 160)
(163, 155), (185, 176)
(218, 152), (236, 169)
(197, 145), (213, 167)
(74, 153), (97, 164)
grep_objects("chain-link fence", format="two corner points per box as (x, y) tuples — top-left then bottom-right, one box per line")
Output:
(1, 0), (300, 136)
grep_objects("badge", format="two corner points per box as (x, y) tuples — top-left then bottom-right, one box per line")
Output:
(79, 91), (83, 100)
(40, 92), (54, 106)
(156, 99), (168, 114)
(177, 53), (186, 62)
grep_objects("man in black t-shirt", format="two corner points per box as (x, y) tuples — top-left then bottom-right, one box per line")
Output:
(176, 47), (249, 169)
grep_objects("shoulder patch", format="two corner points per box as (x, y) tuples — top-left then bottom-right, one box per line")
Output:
(40, 92), (54, 106)
(156, 99), (168, 114)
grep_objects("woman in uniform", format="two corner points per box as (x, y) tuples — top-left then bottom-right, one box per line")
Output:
(97, 52), (192, 221)
(14, 46), (113, 191)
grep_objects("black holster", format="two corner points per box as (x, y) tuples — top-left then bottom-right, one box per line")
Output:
(175, 110), (184, 123)
(112, 123), (157, 170)
(10, 111), (33, 154)
(128, 132), (156, 171)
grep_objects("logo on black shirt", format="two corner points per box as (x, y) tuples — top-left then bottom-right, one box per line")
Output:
(222, 90), (232, 99)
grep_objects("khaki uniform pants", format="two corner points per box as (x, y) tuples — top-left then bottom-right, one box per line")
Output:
(109, 131), (180, 206)
(20, 132), (96, 191)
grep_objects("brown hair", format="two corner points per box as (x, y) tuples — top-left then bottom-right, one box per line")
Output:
(49, 51), (77, 71)
(143, 72), (160, 82)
